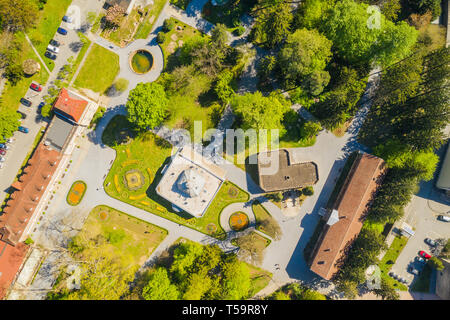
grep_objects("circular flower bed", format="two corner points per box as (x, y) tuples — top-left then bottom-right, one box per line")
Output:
(207, 223), (218, 234)
(229, 212), (249, 231)
(99, 211), (109, 221)
(228, 187), (238, 198)
(67, 181), (87, 206)
(123, 169), (145, 191)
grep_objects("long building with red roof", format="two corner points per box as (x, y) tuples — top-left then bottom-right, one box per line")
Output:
(309, 153), (386, 280)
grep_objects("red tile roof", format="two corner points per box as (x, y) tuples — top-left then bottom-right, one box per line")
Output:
(310, 153), (386, 280)
(0, 242), (29, 299)
(52, 88), (88, 123)
(0, 144), (61, 246)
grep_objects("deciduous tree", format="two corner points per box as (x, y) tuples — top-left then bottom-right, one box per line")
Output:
(126, 82), (169, 130)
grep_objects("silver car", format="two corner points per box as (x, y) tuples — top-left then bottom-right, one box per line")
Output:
(425, 238), (437, 247)
(47, 44), (59, 53)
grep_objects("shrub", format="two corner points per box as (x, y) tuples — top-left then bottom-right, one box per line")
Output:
(157, 32), (166, 44)
(302, 186), (314, 196)
(24, 237), (34, 245)
(233, 26), (245, 37)
(163, 18), (175, 32)
(114, 78), (129, 92)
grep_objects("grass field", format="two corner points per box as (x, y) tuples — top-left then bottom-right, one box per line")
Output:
(102, 115), (249, 239)
(100, 8), (142, 46)
(73, 43), (120, 93)
(135, 0), (169, 39)
(67, 33), (92, 84)
(0, 33), (49, 112)
(252, 202), (276, 238)
(76, 205), (168, 266)
(28, 0), (73, 71)
(378, 236), (409, 291)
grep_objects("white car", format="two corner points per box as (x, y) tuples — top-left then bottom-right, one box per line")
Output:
(0, 163), (4, 169)
(0, 156), (5, 162)
(438, 215), (450, 222)
(47, 44), (59, 53)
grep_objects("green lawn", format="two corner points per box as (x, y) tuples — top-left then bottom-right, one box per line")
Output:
(378, 236), (409, 291)
(28, 0), (73, 71)
(247, 262), (272, 297)
(74, 205), (167, 266)
(67, 33), (92, 84)
(135, 0), (169, 39)
(73, 43), (120, 93)
(252, 201), (276, 238)
(102, 115), (249, 239)
(0, 33), (49, 112)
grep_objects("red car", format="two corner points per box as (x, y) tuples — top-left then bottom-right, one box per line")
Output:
(30, 83), (42, 92)
(419, 250), (431, 259)
(0, 149), (6, 156)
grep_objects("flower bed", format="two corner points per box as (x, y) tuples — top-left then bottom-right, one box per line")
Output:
(67, 181), (87, 206)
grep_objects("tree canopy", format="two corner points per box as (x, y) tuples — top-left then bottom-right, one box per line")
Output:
(231, 91), (291, 130)
(142, 268), (180, 300)
(277, 28), (332, 93)
(126, 82), (169, 130)
(0, 0), (38, 32)
(0, 109), (20, 143)
(250, 2), (293, 49)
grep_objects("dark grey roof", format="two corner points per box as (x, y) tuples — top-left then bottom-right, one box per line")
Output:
(436, 143), (450, 190)
(44, 116), (75, 152)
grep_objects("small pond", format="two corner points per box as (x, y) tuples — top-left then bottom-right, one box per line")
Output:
(131, 50), (154, 74)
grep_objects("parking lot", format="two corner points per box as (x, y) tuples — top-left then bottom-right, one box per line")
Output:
(390, 161), (450, 288)
(0, 0), (105, 204)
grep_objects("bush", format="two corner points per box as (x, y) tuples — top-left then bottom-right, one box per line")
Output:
(156, 32), (166, 44)
(163, 18), (175, 32)
(114, 78), (129, 92)
(40, 104), (53, 118)
(302, 186), (314, 196)
(233, 26), (245, 37)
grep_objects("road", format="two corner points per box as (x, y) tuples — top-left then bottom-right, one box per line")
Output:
(0, 0), (105, 205)
(7, 0), (386, 300)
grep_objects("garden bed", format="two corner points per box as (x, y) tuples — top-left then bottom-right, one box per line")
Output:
(66, 181), (87, 206)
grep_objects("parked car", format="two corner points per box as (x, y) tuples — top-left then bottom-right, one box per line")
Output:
(45, 51), (57, 60)
(415, 256), (426, 263)
(49, 39), (60, 47)
(57, 27), (67, 35)
(0, 163), (4, 169)
(38, 102), (45, 110)
(20, 98), (32, 107)
(17, 111), (27, 119)
(62, 15), (73, 23)
(408, 266), (420, 275)
(5, 138), (13, 143)
(419, 250), (431, 259)
(0, 149), (6, 156)
(18, 126), (29, 133)
(30, 82), (42, 92)
(47, 44), (59, 53)
(0, 156), (5, 162)
(0, 143), (11, 149)
(438, 215), (450, 222)
(425, 238), (437, 247)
